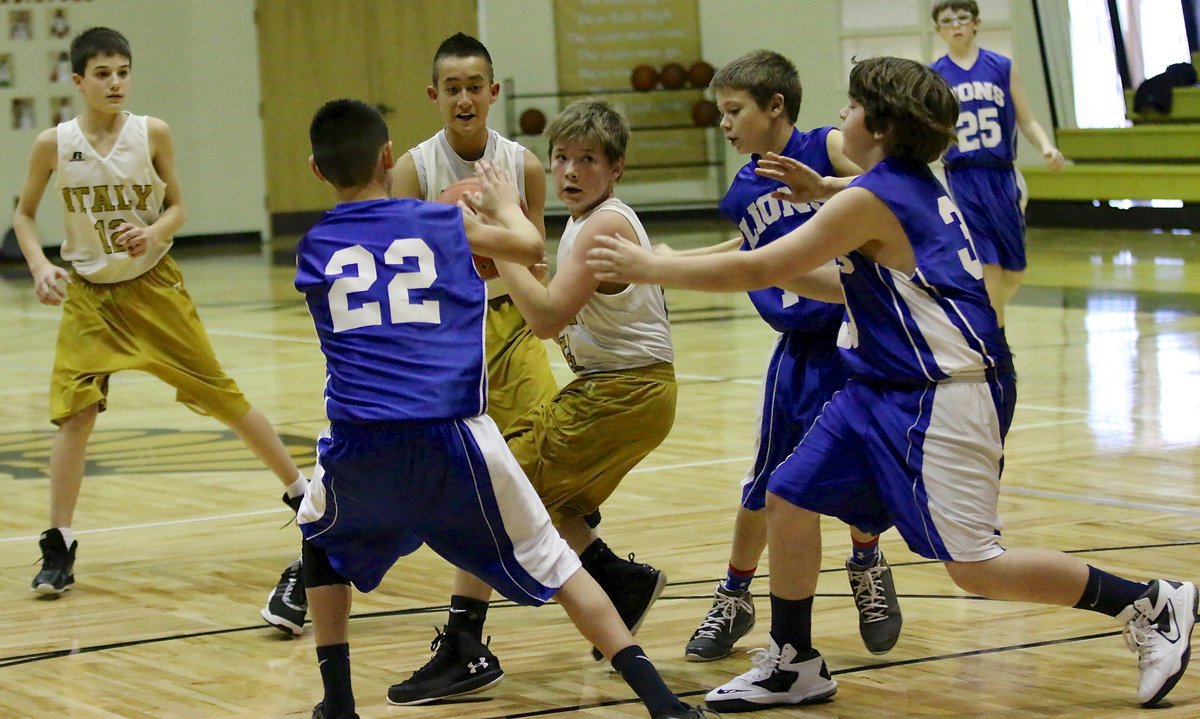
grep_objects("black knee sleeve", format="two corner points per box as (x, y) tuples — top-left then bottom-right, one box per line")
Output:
(302, 539), (351, 588)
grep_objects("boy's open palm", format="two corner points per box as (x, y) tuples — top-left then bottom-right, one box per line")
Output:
(587, 233), (654, 284)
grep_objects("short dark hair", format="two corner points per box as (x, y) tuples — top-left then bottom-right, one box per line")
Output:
(848, 57), (958, 164)
(931, 0), (979, 22)
(309, 100), (389, 189)
(432, 32), (493, 85)
(545, 98), (629, 166)
(711, 50), (802, 123)
(70, 27), (131, 75)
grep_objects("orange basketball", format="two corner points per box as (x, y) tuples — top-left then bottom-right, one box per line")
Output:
(691, 99), (720, 127)
(435, 178), (498, 280)
(630, 64), (659, 91)
(688, 61), (715, 89)
(660, 62), (687, 89)
(519, 107), (546, 135)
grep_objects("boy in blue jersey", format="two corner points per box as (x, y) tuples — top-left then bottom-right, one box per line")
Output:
(295, 99), (709, 719)
(930, 0), (1065, 330)
(588, 58), (1194, 711)
(660, 50), (902, 662)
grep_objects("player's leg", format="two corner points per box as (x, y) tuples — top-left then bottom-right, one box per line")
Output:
(303, 539), (359, 719)
(483, 297), (557, 433)
(844, 524), (902, 655)
(33, 404), (99, 595)
(882, 380), (1194, 707)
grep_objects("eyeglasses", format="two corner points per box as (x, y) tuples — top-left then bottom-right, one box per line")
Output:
(937, 14), (976, 27)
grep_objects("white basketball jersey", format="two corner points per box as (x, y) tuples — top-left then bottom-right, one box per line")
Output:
(556, 198), (673, 374)
(410, 128), (529, 299)
(55, 113), (169, 283)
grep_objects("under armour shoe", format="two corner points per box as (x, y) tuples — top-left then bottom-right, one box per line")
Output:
(261, 556), (307, 636)
(1118, 579), (1197, 706)
(590, 553), (667, 660)
(387, 627), (504, 705)
(846, 553), (903, 654)
(704, 639), (836, 712)
(31, 528), (76, 596)
(311, 702), (359, 719)
(654, 705), (722, 718)
(685, 584), (756, 661)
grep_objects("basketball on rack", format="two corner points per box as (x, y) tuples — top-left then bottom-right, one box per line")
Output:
(631, 64), (659, 91)
(660, 62), (687, 89)
(691, 99), (720, 127)
(688, 61), (715, 89)
(436, 178), (498, 280)
(519, 108), (546, 135)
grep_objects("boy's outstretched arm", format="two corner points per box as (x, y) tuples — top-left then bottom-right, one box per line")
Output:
(757, 152), (856, 204)
(587, 187), (903, 292)
(655, 236), (741, 257)
(12, 128), (70, 306)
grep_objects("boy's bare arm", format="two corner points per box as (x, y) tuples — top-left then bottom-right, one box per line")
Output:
(521, 149), (548, 240)
(12, 128), (70, 305)
(111, 117), (185, 257)
(461, 161), (542, 265)
(757, 152), (855, 204)
(496, 210), (633, 339)
(390, 152), (423, 198)
(778, 265), (845, 304)
(1010, 65), (1065, 171)
(655, 236), (741, 257)
(587, 187), (902, 292)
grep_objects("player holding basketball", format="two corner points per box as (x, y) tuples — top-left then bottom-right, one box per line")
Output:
(295, 98), (709, 719)
(587, 56), (1194, 711)
(12, 26), (307, 598)
(930, 0), (1065, 332)
(388, 97), (678, 705)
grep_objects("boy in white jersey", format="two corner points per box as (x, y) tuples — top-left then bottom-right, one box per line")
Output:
(11, 27), (307, 597)
(588, 56), (1194, 712)
(388, 98), (678, 704)
(392, 32), (557, 433)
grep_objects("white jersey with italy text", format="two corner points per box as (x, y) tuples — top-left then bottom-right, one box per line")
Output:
(55, 113), (169, 283)
(556, 197), (673, 374)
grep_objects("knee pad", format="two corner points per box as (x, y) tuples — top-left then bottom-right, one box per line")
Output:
(302, 539), (350, 588)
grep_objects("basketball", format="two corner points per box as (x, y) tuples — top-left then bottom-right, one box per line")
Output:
(660, 62), (687, 89)
(688, 61), (715, 88)
(435, 178), (498, 280)
(519, 108), (546, 135)
(691, 99), (720, 127)
(630, 64), (659, 91)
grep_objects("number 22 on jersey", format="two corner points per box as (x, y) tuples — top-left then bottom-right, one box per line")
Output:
(324, 238), (441, 332)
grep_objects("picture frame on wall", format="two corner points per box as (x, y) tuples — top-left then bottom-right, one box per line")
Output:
(50, 51), (72, 83)
(9, 9), (33, 41)
(0, 54), (13, 88)
(49, 8), (71, 40)
(50, 96), (74, 125)
(12, 98), (36, 131)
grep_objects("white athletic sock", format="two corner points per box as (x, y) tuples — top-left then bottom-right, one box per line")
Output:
(56, 527), (75, 548)
(284, 475), (308, 499)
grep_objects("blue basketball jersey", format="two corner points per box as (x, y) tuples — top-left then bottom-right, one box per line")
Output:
(719, 127), (844, 335)
(295, 198), (487, 422)
(838, 158), (1009, 384)
(931, 49), (1016, 168)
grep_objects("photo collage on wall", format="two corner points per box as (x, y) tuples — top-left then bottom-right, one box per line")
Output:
(4, 4), (80, 131)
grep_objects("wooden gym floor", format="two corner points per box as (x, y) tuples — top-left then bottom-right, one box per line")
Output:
(0, 219), (1197, 718)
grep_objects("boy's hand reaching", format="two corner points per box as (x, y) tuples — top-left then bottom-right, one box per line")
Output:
(756, 152), (830, 203)
(586, 233), (655, 283)
(469, 160), (521, 218)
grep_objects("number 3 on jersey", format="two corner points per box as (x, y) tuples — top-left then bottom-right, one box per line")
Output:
(938, 195), (984, 280)
(325, 238), (441, 332)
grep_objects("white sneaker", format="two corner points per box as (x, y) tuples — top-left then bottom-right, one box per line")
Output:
(704, 638), (836, 712)
(1117, 579), (1197, 706)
